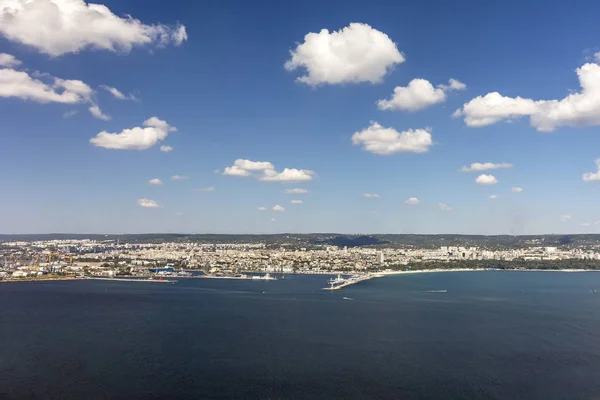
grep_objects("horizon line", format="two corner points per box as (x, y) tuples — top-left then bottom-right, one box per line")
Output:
(0, 232), (592, 237)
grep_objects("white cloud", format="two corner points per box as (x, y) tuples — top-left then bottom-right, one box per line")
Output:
(460, 162), (513, 172)
(159, 145), (173, 152)
(55, 77), (94, 103)
(583, 159), (600, 182)
(580, 222), (591, 227)
(260, 168), (314, 182)
(284, 188), (308, 194)
(0, 68), (116, 120)
(441, 78), (467, 91)
(438, 203), (453, 211)
(290, 200), (303, 204)
(90, 117), (175, 150)
(377, 78), (466, 112)
(223, 160), (314, 182)
(232, 159), (274, 171)
(0, 68), (85, 103)
(272, 205), (285, 212)
(404, 197), (420, 205)
(148, 178), (163, 185)
(100, 85), (136, 101)
(171, 175), (188, 180)
(455, 63), (600, 131)
(560, 215), (572, 222)
(62, 109), (78, 118)
(137, 198), (161, 208)
(352, 122), (432, 155)
(363, 193), (380, 198)
(489, 194), (498, 199)
(0, 0), (187, 56)
(223, 159), (274, 177)
(512, 187), (524, 193)
(88, 105), (110, 120)
(475, 174), (498, 185)
(223, 165), (252, 177)
(0, 53), (21, 67)
(196, 186), (215, 192)
(284, 22), (404, 86)
(257, 206), (267, 211)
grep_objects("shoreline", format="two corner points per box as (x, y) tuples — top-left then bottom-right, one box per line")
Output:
(2, 268), (599, 284)
(0, 276), (177, 283)
(377, 268), (600, 275)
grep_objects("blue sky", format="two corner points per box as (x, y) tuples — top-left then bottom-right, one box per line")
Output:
(2, 0), (600, 234)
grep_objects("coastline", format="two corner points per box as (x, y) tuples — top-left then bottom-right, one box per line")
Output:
(0, 276), (177, 283)
(2, 268), (599, 284)
(377, 268), (485, 276)
(378, 268), (600, 275)
(0, 276), (84, 283)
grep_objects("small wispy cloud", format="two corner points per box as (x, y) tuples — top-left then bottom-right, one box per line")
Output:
(62, 109), (78, 118)
(137, 198), (161, 208)
(461, 162), (512, 172)
(438, 203), (452, 211)
(100, 85), (137, 101)
(284, 188), (308, 194)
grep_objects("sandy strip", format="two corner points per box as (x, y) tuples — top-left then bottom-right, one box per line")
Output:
(376, 268), (600, 276)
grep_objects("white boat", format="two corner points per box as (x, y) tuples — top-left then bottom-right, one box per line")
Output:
(252, 273), (277, 280)
(328, 273), (346, 285)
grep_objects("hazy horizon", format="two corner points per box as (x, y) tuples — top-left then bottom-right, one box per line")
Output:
(0, 231), (594, 237)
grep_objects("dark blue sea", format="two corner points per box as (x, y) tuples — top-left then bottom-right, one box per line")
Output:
(2, 271), (600, 400)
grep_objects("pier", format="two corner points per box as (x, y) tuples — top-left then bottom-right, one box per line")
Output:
(323, 273), (380, 290)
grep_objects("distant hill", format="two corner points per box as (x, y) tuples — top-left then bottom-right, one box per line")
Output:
(2, 233), (600, 250)
(321, 235), (386, 248)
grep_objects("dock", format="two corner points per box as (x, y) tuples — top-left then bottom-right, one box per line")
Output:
(323, 273), (380, 290)
(200, 273), (277, 281)
(200, 275), (252, 280)
(85, 277), (177, 283)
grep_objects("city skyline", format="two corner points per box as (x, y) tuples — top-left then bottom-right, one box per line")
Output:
(2, 0), (600, 234)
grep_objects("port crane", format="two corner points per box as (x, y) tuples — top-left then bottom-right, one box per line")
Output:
(47, 252), (74, 265)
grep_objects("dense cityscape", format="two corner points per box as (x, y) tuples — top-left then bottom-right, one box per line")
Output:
(3, 234), (600, 281)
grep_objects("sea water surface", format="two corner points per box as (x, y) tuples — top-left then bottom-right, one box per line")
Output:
(2, 271), (600, 399)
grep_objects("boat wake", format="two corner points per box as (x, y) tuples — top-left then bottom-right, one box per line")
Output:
(424, 290), (447, 293)
(343, 297), (354, 301)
